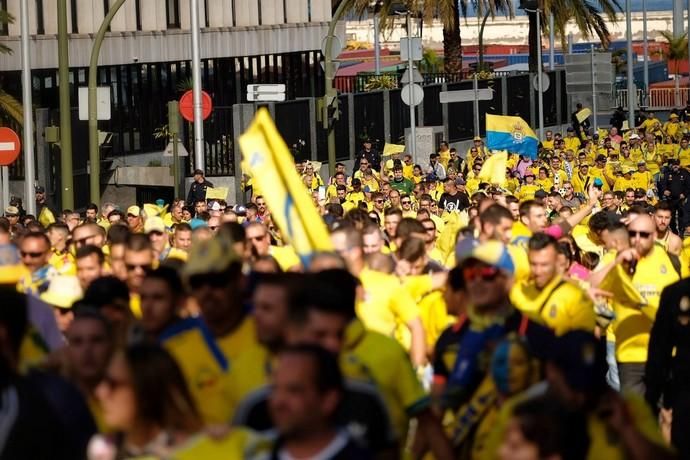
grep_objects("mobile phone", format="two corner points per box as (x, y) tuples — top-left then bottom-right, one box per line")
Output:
(318, 186), (326, 201)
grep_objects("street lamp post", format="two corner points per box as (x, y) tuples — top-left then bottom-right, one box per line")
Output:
(57, 0), (74, 210)
(625, 0), (635, 128)
(88, 0), (127, 204)
(642, 0), (649, 105)
(20, 0), (35, 215)
(323, 0), (350, 176)
(190, 0), (205, 172)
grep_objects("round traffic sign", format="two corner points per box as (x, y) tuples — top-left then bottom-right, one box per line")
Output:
(0, 127), (21, 166)
(179, 90), (213, 122)
(401, 84), (424, 107)
(532, 73), (551, 93)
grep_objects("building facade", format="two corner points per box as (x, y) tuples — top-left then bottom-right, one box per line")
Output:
(0, 0), (331, 206)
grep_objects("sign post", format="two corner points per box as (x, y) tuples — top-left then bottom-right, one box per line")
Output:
(0, 127), (21, 211)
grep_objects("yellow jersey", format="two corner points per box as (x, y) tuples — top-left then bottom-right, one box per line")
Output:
(510, 276), (596, 335)
(343, 319), (428, 438)
(216, 315), (260, 363)
(171, 428), (271, 459)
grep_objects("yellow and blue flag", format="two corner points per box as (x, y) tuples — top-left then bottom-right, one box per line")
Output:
(486, 114), (538, 159)
(238, 109), (333, 265)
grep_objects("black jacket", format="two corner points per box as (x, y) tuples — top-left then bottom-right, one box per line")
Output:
(186, 179), (214, 205)
(659, 169), (690, 200)
(645, 278), (690, 413)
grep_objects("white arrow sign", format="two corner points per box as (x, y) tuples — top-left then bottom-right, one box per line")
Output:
(0, 142), (16, 151)
(247, 84), (287, 102)
(439, 89), (493, 104)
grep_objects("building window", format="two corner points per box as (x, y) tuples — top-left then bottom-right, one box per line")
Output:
(166, 0), (180, 28)
(36, 0), (45, 34)
(70, 0), (78, 33)
(1, 0), (10, 35)
(135, 0), (142, 30)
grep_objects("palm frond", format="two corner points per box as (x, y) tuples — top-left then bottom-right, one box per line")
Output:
(0, 89), (24, 127)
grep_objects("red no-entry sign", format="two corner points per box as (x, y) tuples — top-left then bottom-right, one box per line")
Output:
(179, 90), (213, 122)
(0, 127), (21, 166)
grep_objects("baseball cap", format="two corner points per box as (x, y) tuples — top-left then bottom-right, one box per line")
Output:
(629, 133), (640, 140)
(624, 168), (635, 175)
(189, 218), (208, 230)
(35, 185), (45, 194)
(534, 190), (548, 199)
(637, 160), (646, 166)
(670, 113), (679, 119)
(455, 177), (466, 186)
(567, 127), (574, 132)
(144, 216), (166, 234)
(127, 205), (141, 217)
(183, 236), (241, 278)
(41, 275), (83, 309)
(595, 154), (607, 162)
(473, 136), (482, 141)
(4, 206), (18, 216)
(546, 330), (607, 393)
(458, 240), (515, 275)
(634, 188), (646, 197)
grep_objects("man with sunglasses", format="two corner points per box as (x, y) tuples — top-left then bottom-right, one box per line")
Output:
(122, 233), (155, 319)
(17, 231), (56, 295)
(589, 214), (680, 394)
(437, 241), (551, 413)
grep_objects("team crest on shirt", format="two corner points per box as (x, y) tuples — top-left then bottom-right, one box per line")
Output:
(512, 122), (525, 143)
(660, 264), (667, 274)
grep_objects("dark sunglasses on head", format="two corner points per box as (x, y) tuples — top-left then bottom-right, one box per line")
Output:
(463, 266), (500, 282)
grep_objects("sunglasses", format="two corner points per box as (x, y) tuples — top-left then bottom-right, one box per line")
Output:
(628, 230), (652, 239)
(125, 263), (152, 272)
(401, 200), (411, 205)
(375, 199), (384, 203)
(20, 250), (45, 259)
(463, 266), (500, 282)
(189, 273), (228, 290)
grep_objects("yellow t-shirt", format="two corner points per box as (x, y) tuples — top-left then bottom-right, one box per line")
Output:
(343, 319), (428, 438)
(268, 245), (301, 271)
(171, 428), (271, 460)
(610, 246), (680, 363)
(510, 276), (596, 335)
(517, 184), (541, 201)
(632, 171), (653, 191)
(357, 267), (420, 350)
(160, 317), (233, 424)
(216, 315), (260, 363)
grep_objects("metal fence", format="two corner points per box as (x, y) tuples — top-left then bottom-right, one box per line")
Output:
(615, 87), (690, 110)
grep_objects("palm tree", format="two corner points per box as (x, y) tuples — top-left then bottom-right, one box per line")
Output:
(659, 31), (688, 107)
(335, 0), (511, 75)
(0, 8), (23, 127)
(526, 0), (621, 73)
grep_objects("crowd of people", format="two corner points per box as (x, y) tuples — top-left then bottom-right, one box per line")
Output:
(1, 108), (690, 460)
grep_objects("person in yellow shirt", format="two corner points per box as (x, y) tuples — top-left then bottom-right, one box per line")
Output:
(403, 154), (415, 178)
(563, 127), (582, 152)
(535, 167), (554, 192)
(548, 157), (568, 188)
(638, 111), (661, 132)
(571, 162), (592, 195)
(641, 138), (662, 179)
(677, 137), (690, 168)
(330, 225), (427, 368)
(663, 112), (684, 140)
(510, 233), (595, 335)
(589, 214), (680, 393)
(47, 222), (76, 275)
(619, 142), (636, 170)
(613, 168), (637, 192)
(518, 172), (541, 201)
(140, 266), (233, 424)
(541, 130), (555, 150)
(632, 161), (654, 191)
(589, 154), (612, 191)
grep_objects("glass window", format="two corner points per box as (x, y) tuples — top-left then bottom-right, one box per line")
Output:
(166, 0), (180, 28)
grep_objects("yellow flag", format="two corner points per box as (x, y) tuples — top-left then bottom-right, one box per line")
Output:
(478, 150), (507, 185)
(383, 143), (406, 157)
(576, 108), (592, 123)
(38, 206), (56, 227)
(238, 109), (333, 263)
(205, 187), (229, 201)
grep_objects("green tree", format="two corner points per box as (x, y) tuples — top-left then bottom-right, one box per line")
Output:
(0, 8), (23, 127)
(659, 31), (688, 106)
(527, 0), (621, 73)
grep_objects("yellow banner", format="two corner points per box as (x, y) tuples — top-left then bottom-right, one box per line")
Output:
(383, 143), (406, 157)
(206, 187), (229, 201)
(238, 109), (333, 262)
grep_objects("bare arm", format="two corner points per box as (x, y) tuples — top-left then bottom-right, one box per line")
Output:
(407, 317), (427, 367)
(412, 409), (455, 460)
(565, 184), (602, 229)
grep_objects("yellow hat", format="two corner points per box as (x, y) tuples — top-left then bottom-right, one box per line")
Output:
(41, 275), (83, 309)
(182, 237), (241, 279)
(473, 136), (482, 141)
(670, 113), (679, 119)
(385, 159), (395, 171)
(127, 205), (141, 217)
(144, 216), (166, 234)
